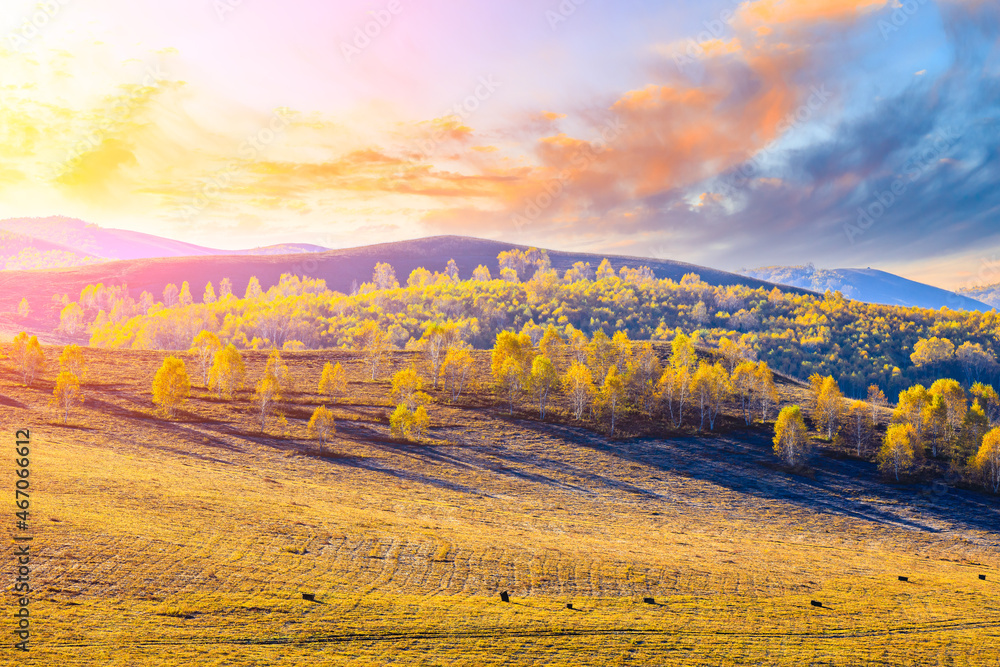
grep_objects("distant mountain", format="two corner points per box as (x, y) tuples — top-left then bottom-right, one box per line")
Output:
(0, 228), (104, 270)
(0, 235), (810, 341)
(0, 217), (330, 266)
(741, 265), (993, 312)
(957, 283), (1000, 309)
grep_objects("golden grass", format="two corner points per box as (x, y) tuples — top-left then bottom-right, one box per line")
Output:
(1, 347), (998, 665)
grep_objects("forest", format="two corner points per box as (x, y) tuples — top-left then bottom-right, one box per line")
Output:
(60, 248), (1000, 402)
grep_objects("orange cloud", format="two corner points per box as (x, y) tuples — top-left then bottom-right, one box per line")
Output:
(736, 0), (890, 27)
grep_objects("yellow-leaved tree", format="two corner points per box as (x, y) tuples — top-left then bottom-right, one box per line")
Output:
(814, 376), (845, 439)
(318, 361), (348, 401)
(528, 355), (559, 418)
(10, 332), (45, 387)
(563, 361), (595, 420)
(878, 423), (917, 481)
(152, 356), (191, 418)
(773, 405), (810, 467)
(253, 371), (282, 433)
(441, 346), (473, 402)
(59, 344), (87, 383)
(308, 405), (336, 454)
(973, 427), (1000, 493)
(51, 371), (82, 423)
(598, 366), (626, 435)
(209, 344), (246, 398)
(189, 331), (222, 387)
(391, 366), (429, 411)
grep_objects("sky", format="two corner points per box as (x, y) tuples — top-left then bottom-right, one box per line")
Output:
(2, 0), (1000, 289)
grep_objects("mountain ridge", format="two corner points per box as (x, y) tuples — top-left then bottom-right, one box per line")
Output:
(741, 264), (993, 312)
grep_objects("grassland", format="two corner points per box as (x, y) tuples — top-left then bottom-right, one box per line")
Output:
(2, 348), (999, 665)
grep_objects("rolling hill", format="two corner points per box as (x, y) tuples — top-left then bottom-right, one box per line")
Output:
(0, 216), (329, 266)
(740, 265), (993, 312)
(0, 235), (813, 341)
(3, 345), (998, 665)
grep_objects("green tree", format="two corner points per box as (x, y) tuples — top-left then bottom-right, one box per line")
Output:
(959, 400), (990, 465)
(971, 382), (1000, 425)
(773, 405), (810, 467)
(16, 298), (29, 319)
(152, 356), (191, 418)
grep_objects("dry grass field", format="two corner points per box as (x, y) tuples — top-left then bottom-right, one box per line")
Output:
(2, 348), (999, 665)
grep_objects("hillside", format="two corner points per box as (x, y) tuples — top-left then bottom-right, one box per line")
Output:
(0, 217), (329, 267)
(0, 235), (809, 338)
(0, 228), (104, 270)
(741, 265), (992, 312)
(3, 346), (997, 665)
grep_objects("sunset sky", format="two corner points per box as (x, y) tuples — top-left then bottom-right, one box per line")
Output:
(2, 0), (999, 288)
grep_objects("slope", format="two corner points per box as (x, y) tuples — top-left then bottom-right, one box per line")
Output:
(0, 235), (811, 339)
(0, 216), (328, 264)
(741, 265), (993, 312)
